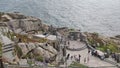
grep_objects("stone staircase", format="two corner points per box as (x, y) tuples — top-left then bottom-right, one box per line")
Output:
(2, 44), (14, 53)
(1, 35), (15, 63)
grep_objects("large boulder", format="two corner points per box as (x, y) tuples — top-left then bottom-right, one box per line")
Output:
(37, 43), (57, 55)
(17, 43), (36, 56)
(7, 19), (42, 33)
(33, 47), (54, 59)
(115, 35), (120, 39)
(17, 43), (57, 59)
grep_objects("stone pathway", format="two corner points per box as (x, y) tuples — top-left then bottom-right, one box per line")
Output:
(67, 41), (86, 49)
(66, 41), (117, 68)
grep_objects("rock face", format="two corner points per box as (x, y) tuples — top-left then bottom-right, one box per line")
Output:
(115, 35), (120, 39)
(33, 47), (56, 59)
(0, 12), (49, 34)
(0, 12), (59, 63)
(37, 43), (57, 55)
(7, 19), (42, 33)
(0, 12), (26, 22)
(18, 43), (36, 56)
(0, 12), (57, 35)
(17, 43), (57, 61)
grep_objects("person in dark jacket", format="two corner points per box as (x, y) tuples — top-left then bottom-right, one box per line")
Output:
(78, 54), (81, 62)
(66, 53), (70, 60)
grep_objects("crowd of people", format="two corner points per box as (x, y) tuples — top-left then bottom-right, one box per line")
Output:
(65, 40), (92, 64)
(66, 49), (91, 64)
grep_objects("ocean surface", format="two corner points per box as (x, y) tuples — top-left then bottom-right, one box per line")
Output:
(0, 0), (120, 36)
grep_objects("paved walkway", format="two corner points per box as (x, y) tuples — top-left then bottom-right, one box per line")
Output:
(66, 41), (117, 68)
(67, 40), (85, 49)
(66, 40), (87, 51)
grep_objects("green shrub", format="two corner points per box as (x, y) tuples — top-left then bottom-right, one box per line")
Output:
(36, 56), (43, 62)
(106, 43), (118, 53)
(69, 28), (75, 31)
(15, 45), (23, 58)
(97, 42), (119, 53)
(97, 47), (106, 52)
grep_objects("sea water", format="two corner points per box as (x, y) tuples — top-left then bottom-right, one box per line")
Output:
(0, 0), (120, 36)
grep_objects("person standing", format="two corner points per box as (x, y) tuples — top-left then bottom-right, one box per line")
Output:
(74, 55), (77, 61)
(71, 56), (73, 60)
(88, 49), (90, 54)
(66, 53), (70, 60)
(68, 41), (70, 45)
(78, 54), (81, 63)
(87, 56), (90, 63)
(84, 57), (86, 63)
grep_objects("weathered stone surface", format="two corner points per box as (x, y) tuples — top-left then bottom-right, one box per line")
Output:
(17, 43), (57, 59)
(0, 12), (45, 34)
(115, 35), (120, 38)
(7, 19), (42, 33)
(37, 43), (58, 55)
(18, 43), (29, 56)
(33, 47), (54, 59)
(4, 12), (26, 19)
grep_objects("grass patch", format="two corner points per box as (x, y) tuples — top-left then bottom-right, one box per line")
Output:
(15, 45), (23, 58)
(35, 56), (43, 62)
(87, 35), (120, 53)
(97, 42), (119, 53)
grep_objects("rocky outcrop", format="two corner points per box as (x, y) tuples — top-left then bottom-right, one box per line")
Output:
(33, 47), (56, 59)
(0, 12), (50, 34)
(17, 43), (35, 56)
(84, 32), (120, 53)
(17, 42), (57, 62)
(37, 43), (57, 54)
(115, 35), (120, 39)
(7, 19), (42, 33)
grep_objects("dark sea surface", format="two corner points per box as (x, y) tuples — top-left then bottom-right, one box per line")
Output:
(0, 0), (120, 36)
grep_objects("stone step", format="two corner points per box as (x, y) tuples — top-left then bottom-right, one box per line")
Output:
(2, 45), (13, 50)
(2, 48), (14, 53)
(3, 44), (13, 47)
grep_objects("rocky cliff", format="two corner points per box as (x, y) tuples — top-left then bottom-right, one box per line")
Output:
(0, 12), (50, 34)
